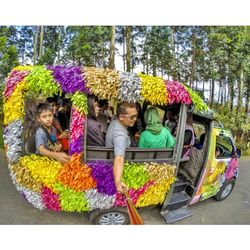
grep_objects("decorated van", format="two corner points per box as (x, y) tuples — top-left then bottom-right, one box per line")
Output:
(3, 65), (241, 224)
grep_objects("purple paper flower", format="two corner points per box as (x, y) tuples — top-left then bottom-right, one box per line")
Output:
(47, 65), (90, 94)
(87, 161), (117, 195)
(69, 138), (83, 155)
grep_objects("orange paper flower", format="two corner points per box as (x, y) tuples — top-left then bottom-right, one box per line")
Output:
(58, 154), (96, 192)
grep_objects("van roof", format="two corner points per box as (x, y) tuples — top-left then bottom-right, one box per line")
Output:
(3, 65), (210, 125)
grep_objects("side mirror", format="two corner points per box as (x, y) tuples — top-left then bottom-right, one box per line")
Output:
(235, 148), (241, 158)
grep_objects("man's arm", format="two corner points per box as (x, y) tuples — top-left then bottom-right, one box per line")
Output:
(112, 135), (129, 193)
(113, 155), (128, 193)
(38, 145), (70, 163)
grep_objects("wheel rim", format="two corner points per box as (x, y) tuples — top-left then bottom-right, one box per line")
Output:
(221, 183), (233, 198)
(98, 212), (126, 225)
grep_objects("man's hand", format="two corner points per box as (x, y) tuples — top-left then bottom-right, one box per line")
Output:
(115, 181), (128, 194)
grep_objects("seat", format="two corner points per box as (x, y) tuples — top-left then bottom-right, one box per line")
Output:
(85, 146), (177, 163)
(24, 135), (36, 154)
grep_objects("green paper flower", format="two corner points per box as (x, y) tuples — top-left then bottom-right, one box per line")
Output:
(54, 183), (89, 212)
(25, 66), (61, 96)
(122, 162), (149, 189)
(184, 85), (208, 111)
(71, 92), (88, 115)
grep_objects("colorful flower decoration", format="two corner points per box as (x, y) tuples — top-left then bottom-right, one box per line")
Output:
(25, 66), (61, 96)
(165, 80), (192, 105)
(41, 187), (61, 211)
(3, 81), (27, 125)
(11, 162), (42, 193)
(84, 67), (120, 100)
(87, 161), (117, 195)
(57, 154), (96, 192)
(4, 70), (29, 100)
(69, 108), (86, 155)
(71, 92), (88, 115)
(118, 72), (142, 102)
(3, 64), (211, 215)
(3, 120), (23, 163)
(54, 182), (89, 212)
(184, 85), (208, 111)
(18, 155), (62, 190)
(139, 73), (168, 105)
(47, 65), (90, 94)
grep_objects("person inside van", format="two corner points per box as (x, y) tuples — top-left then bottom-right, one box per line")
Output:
(164, 111), (177, 134)
(87, 95), (105, 146)
(128, 102), (145, 147)
(105, 102), (137, 193)
(182, 113), (195, 157)
(35, 103), (70, 164)
(57, 98), (71, 131)
(139, 107), (176, 149)
(194, 133), (206, 150)
(46, 97), (69, 151)
(96, 99), (114, 136)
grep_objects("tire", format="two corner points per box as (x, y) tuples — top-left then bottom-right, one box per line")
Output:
(88, 208), (130, 225)
(214, 178), (236, 201)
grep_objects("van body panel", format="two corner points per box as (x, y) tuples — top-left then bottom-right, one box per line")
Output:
(190, 127), (239, 204)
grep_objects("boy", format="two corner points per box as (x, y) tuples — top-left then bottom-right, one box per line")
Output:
(35, 103), (70, 164)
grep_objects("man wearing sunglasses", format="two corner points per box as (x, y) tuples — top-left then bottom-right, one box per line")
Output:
(105, 102), (138, 194)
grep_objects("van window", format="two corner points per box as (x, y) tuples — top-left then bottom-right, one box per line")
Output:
(193, 123), (206, 138)
(216, 135), (234, 158)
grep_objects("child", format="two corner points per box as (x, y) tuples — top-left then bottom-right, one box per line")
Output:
(46, 97), (69, 151)
(35, 103), (70, 164)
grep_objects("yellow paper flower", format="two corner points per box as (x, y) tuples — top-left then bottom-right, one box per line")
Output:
(138, 73), (168, 105)
(19, 155), (63, 190)
(3, 80), (27, 125)
(136, 177), (175, 207)
(12, 66), (33, 72)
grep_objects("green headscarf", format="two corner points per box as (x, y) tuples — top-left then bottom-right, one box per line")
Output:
(144, 107), (163, 134)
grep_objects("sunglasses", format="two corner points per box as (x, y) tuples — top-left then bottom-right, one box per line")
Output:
(123, 114), (138, 121)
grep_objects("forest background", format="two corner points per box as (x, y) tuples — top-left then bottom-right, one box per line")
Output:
(0, 26), (249, 154)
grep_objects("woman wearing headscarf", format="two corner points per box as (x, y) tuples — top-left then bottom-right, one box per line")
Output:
(87, 95), (105, 146)
(139, 107), (176, 149)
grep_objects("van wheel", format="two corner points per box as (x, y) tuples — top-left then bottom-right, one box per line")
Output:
(88, 208), (130, 225)
(214, 179), (235, 201)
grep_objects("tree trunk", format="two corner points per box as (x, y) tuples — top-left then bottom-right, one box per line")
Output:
(210, 79), (215, 107)
(39, 26), (44, 62)
(125, 26), (132, 72)
(146, 54), (149, 74)
(109, 26), (116, 69)
(245, 75), (250, 114)
(218, 79), (222, 103)
(237, 69), (244, 114)
(170, 27), (177, 80)
(223, 82), (227, 104)
(57, 26), (63, 64)
(229, 78), (234, 113)
(122, 27), (126, 71)
(33, 26), (39, 65)
(190, 33), (196, 88)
